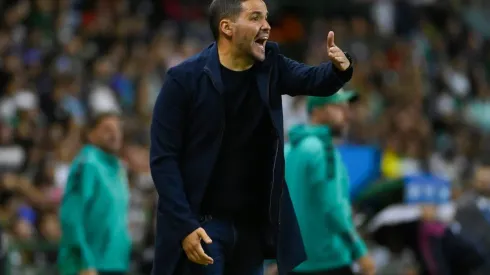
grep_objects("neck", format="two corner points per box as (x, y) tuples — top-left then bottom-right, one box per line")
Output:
(87, 142), (114, 156)
(217, 39), (254, 71)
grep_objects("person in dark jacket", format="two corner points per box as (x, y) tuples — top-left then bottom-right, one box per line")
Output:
(149, 0), (353, 274)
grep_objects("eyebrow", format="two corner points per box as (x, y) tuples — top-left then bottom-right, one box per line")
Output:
(249, 11), (268, 17)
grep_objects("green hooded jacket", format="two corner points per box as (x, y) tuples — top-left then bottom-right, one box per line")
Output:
(285, 124), (367, 272)
(58, 144), (131, 275)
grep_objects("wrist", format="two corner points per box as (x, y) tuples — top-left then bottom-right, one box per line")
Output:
(344, 52), (353, 70)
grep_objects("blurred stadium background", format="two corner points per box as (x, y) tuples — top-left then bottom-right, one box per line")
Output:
(1, 0), (490, 274)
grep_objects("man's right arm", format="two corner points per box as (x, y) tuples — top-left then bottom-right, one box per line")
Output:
(306, 141), (368, 259)
(59, 162), (97, 271)
(150, 72), (200, 241)
(305, 140), (355, 234)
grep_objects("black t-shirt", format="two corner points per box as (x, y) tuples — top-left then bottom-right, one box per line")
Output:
(201, 65), (273, 222)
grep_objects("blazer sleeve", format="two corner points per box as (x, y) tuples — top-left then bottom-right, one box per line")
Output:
(277, 54), (353, 97)
(59, 162), (97, 270)
(150, 72), (200, 241)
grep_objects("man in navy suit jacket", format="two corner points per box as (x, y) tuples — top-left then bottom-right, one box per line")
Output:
(149, 0), (353, 274)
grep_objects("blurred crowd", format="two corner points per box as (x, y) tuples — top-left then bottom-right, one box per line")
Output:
(1, 0), (490, 274)
(0, 0), (199, 273)
(283, 0), (490, 188)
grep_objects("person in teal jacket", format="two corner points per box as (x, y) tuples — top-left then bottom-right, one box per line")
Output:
(285, 90), (375, 275)
(58, 113), (131, 275)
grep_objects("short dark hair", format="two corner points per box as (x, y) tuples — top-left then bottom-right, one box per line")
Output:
(87, 111), (120, 131)
(208, 0), (246, 40)
(82, 111), (120, 143)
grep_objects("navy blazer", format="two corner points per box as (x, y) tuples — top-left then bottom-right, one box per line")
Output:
(150, 42), (352, 275)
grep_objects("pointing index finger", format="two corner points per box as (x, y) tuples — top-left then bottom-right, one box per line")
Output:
(327, 31), (335, 48)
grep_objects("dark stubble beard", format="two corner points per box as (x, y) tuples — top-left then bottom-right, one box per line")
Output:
(234, 37), (258, 63)
(97, 136), (120, 155)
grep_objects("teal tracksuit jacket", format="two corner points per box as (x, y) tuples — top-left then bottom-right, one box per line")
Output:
(58, 144), (131, 275)
(285, 124), (367, 272)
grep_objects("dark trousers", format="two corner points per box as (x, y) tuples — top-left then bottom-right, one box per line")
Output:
(175, 216), (264, 275)
(289, 266), (354, 275)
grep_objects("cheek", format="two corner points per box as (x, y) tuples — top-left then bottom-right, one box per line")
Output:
(340, 110), (349, 121)
(330, 109), (346, 123)
(105, 124), (121, 138)
(325, 108), (338, 119)
(109, 130), (120, 140)
(236, 32), (250, 46)
(335, 112), (345, 121)
(235, 26), (255, 42)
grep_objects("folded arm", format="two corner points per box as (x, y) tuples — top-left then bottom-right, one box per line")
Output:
(278, 54), (352, 97)
(150, 72), (200, 241)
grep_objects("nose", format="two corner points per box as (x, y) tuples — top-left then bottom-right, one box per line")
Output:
(262, 19), (271, 32)
(343, 106), (352, 121)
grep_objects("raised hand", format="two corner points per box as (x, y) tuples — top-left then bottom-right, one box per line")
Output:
(326, 31), (350, 71)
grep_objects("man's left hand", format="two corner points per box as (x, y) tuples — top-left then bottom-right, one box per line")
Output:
(326, 31), (350, 71)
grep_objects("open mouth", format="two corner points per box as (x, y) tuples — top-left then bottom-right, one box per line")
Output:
(254, 37), (268, 51)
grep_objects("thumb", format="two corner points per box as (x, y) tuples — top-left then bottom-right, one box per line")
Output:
(197, 228), (212, 244)
(327, 31), (335, 48)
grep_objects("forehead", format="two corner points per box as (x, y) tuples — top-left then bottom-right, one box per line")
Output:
(240, 0), (267, 14)
(96, 116), (120, 128)
(325, 102), (348, 108)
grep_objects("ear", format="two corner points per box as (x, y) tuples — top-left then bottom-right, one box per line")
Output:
(219, 19), (233, 37)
